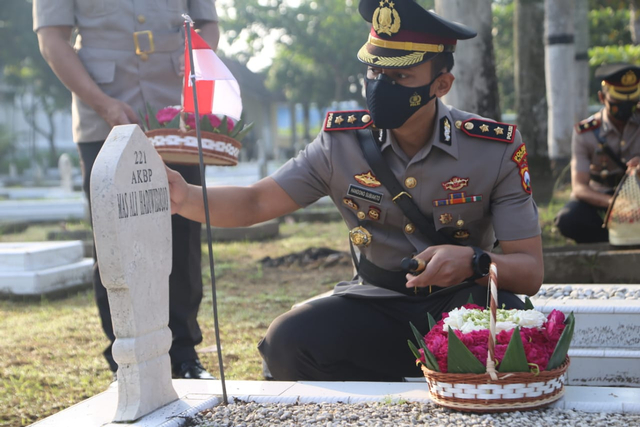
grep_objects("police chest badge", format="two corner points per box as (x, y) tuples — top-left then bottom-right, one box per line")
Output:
(354, 171), (381, 188)
(441, 176), (469, 191)
(512, 143), (532, 194)
(373, 0), (401, 36)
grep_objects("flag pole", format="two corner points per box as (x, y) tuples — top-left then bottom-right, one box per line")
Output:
(182, 14), (228, 405)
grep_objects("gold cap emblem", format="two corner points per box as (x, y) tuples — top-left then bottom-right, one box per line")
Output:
(622, 70), (638, 86)
(372, 0), (401, 36)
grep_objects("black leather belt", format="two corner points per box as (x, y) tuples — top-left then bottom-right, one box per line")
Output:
(358, 255), (441, 297)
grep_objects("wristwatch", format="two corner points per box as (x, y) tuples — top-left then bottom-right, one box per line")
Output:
(469, 246), (491, 280)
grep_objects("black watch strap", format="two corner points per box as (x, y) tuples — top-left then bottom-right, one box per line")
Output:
(468, 246), (491, 281)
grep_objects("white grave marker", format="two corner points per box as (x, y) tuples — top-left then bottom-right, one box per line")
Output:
(90, 125), (178, 421)
(58, 153), (73, 192)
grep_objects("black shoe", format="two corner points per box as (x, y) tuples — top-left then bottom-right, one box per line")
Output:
(172, 359), (215, 379)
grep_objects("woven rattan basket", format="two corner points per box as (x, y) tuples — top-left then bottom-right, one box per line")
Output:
(421, 357), (569, 412)
(145, 128), (241, 166)
(421, 265), (570, 413)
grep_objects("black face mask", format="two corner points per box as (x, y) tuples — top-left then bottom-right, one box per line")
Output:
(607, 100), (638, 122)
(365, 72), (441, 129)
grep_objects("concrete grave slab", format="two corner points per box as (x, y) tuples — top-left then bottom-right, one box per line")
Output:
(90, 124), (177, 421)
(0, 241), (92, 296)
(0, 259), (93, 296)
(0, 241), (84, 272)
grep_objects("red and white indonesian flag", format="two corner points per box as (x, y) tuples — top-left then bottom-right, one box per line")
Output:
(183, 25), (242, 120)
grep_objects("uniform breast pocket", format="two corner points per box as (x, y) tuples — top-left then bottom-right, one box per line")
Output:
(83, 60), (116, 85)
(163, 0), (188, 12)
(432, 203), (483, 232)
(76, 0), (119, 17)
(171, 50), (184, 78)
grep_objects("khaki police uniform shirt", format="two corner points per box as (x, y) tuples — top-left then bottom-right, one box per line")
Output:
(271, 99), (541, 297)
(33, 0), (218, 143)
(572, 108), (640, 193)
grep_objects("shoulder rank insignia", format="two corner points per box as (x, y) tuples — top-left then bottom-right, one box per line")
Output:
(440, 117), (452, 145)
(324, 110), (373, 131)
(575, 116), (601, 134)
(460, 118), (516, 143)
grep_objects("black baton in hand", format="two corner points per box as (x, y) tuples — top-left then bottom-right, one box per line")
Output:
(401, 257), (427, 275)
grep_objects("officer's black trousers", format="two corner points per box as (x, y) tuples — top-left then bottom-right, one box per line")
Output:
(79, 141), (203, 372)
(258, 284), (524, 381)
(554, 199), (608, 243)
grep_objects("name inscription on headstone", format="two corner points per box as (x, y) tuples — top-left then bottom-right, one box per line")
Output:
(116, 155), (169, 219)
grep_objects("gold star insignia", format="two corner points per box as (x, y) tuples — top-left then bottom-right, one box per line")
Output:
(389, 1), (395, 7)
(347, 115), (357, 124)
(379, 1), (384, 6)
(494, 127), (504, 135)
(335, 115), (344, 125)
(480, 124), (490, 133)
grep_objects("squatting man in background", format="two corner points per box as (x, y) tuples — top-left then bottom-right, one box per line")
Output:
(167, 0), (544, 381)
(555, 63), (640, 244)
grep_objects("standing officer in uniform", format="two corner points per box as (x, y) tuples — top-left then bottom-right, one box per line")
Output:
(167, 0), (543, 381)
(33, 0), (219, 379)
(555, 63), (640, 243)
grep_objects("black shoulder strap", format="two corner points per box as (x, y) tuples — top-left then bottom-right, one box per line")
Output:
(593, 127), (627, 170)
(356, 129), (460, 246)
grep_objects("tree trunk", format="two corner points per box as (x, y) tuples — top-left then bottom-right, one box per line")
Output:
(435, 0), (501, 120)
(302, 102), (311, 145)
(631, 0), (640, 45)
(544, 0), (575, 168)
(515, 0), (547, 157)
(574, 0), (590, 123)
(46, 111), (58, 167)
(289, 101), (297, 155)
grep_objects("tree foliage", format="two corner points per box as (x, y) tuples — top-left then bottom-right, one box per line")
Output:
(0, 0), (71, 166)
(589, 6), (632, 47)
(223, 0), (369, 106)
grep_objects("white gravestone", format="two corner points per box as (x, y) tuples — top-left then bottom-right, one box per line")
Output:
(58, 153), (73, 192)
(90, 125), (178, 421)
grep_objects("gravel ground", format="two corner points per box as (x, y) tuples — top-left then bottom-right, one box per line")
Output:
(534, 285), (639, 300)
(187, 401), (640, 427)
(186, 285), (639, 426)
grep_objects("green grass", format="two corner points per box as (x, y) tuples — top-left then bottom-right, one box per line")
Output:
(0, 198), (569, 426)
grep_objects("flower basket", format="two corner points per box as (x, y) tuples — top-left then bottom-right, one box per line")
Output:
(411, 264), (574, 413)
(139, 105), (252, 167)
(146, 128), (241, 167)
(421, 356), (570, 412)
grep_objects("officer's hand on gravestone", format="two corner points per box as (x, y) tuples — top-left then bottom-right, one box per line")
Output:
(405, 245), (475, 289)
(98, 96), (139, 127)
(165, 166), (188, 215)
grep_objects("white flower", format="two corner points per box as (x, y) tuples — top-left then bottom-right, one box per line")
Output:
(512, 309), (546, 328)
(495, 321), (518, 333)
(442, 307), (546, 333)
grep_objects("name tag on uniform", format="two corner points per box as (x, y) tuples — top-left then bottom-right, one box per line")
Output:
(347, 184), (383, 204)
